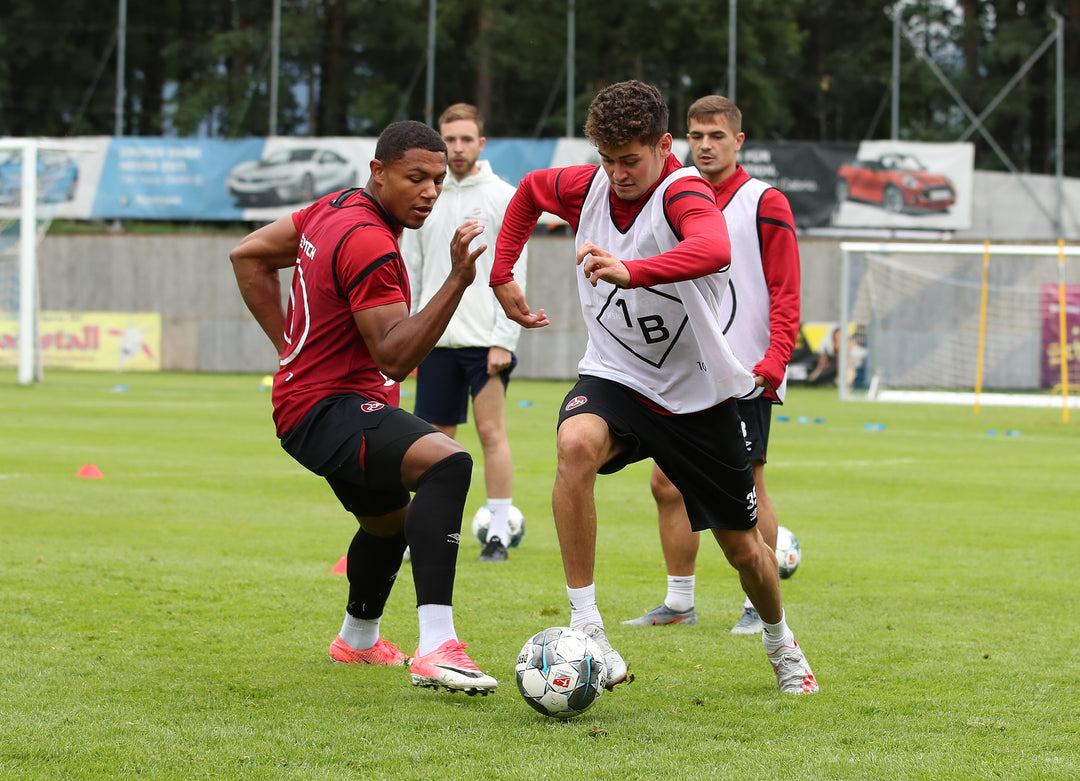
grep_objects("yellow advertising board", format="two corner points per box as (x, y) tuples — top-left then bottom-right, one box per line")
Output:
(0, 311), (161, 371)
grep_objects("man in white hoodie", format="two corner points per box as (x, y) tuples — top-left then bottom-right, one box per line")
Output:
(401, 103), (526, 563)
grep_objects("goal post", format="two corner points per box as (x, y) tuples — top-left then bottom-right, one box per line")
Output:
(1, 139), (55, 385)
(838, 241), (1080, 417)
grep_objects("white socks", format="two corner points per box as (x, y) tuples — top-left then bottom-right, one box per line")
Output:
(339, 613), (380, 651)
(567, 584), (603, 629)
(664, 575), (696, 612)
(486, 497), (512, 542)
(417, 604), (456, 656)
(762, 610), (794, 651)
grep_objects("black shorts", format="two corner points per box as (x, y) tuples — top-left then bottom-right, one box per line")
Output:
(279, 393), (437, 516)
(736, 395), (774, 464)
(557, 376), (757, 532)
(413, 347), (517, 426)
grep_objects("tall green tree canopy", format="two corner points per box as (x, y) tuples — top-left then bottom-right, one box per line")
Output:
(0, 0), (1075, 174)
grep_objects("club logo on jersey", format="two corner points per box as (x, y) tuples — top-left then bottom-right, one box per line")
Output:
(565, 395), (588, 411)
(361, 401), (385, 412)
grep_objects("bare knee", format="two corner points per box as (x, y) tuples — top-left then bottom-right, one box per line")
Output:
(556, 425), (610, 476)
(650, 465), (681, 506)
(717, 529), (773, 573)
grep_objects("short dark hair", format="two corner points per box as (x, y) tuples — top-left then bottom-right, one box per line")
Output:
(584, 80), (668, 150)
(687, 95), (742, 135)
(438, 103), (484, 136)
(374, 120), (447, 165)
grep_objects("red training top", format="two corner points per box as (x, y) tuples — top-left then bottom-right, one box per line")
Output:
(491, 155), (729, 290)
(272, 189), (408, 435)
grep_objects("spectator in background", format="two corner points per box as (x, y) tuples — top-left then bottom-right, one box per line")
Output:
(401, 103), (526, 564)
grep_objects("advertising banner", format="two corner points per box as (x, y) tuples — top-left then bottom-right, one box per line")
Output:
(0, 311), (161, 371)
(739, 140), (974, 231)
(1040, 284), (1080, 388)
(4, 136), (975, 232)
(739, 142), (858, 229)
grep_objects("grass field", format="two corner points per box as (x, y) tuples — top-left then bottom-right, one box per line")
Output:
(2, 370), (1078, 780)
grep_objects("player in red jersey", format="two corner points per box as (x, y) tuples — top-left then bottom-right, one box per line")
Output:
(490, 81), (817, 695)
(230, 120), (497, 695)
(626, 94), (804, 637)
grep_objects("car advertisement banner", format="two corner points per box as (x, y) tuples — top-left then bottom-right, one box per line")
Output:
(831, 141), (974, 230)
(7, 136), (973, 231)
(738, 141), (858, 229)
(738, 140), (973, 231)
(0, 311), (161, 371)
(1040, 284), (1080, 388)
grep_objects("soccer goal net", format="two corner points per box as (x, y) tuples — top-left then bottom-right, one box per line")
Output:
(838, 241), (1080, 412)
(0, 139), (65, 385)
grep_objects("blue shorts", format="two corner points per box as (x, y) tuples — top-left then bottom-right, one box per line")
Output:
(736, 395), (774, 464)
(413, 347), (517, 426)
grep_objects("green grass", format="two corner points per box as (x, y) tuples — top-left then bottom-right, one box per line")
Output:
(2, 370), (1078, 780)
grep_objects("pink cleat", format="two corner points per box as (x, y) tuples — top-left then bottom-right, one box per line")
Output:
(329, 635), (408, 666)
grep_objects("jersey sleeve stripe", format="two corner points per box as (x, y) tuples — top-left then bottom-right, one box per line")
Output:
(331, 221), (380, 298)
(759, 215), (795, 234)
(665, 189), (715, 208)
(344, 251), (399, 296)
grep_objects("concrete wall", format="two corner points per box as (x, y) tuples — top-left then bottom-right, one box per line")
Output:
(38, 231), (843, 378)
(36, 168), (1078, 378)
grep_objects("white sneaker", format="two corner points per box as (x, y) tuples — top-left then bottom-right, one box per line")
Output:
(765, 637), (819, 695)
(581, 623), (629, 690)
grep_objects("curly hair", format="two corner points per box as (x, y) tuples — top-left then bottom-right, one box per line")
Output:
(584, 80), (669, 150)
(374, 120), (447, 165)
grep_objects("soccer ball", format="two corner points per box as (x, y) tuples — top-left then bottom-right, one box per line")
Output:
(515, 626), (606, 719)
(471, 505), (525, 548)
(775, 525), (801, 579)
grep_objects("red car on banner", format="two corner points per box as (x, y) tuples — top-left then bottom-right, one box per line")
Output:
(836, 152), (956, 213)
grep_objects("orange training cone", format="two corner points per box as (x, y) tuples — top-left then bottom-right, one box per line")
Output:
(77, 464), (104, 479)
(330, 555), (347, 574)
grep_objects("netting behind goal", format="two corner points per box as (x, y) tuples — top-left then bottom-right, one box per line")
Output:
(839, 242), (1080, 409)
(0, 140), (61, 384)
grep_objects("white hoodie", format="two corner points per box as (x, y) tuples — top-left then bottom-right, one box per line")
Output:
(400, 159), (526, 352)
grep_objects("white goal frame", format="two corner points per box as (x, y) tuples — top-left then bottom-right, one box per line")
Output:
(839, 241), (1080, 417)
(0, 140), (42, 385)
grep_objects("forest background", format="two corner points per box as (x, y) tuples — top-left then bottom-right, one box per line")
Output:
(1, 0), (1077, 176)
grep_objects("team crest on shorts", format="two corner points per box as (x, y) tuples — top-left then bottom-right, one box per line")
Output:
(564, 395), (588, 411)
(361, 401), (385, 412)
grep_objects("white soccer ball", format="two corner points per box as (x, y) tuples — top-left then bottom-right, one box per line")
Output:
(515, 626), (606, 719)
(775, 525), (801, 579)
(471, 505), (525, 548)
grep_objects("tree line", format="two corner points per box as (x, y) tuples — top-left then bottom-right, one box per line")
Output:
(2, 0), (1077, 174)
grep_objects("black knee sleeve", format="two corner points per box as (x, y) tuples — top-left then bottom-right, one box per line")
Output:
(346, 527), (408, 619)
(406, 451), (473, 606)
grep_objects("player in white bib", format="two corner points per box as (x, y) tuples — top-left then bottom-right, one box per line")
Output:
(625, 95), (807, 645)
(491, 81), (817, 696)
